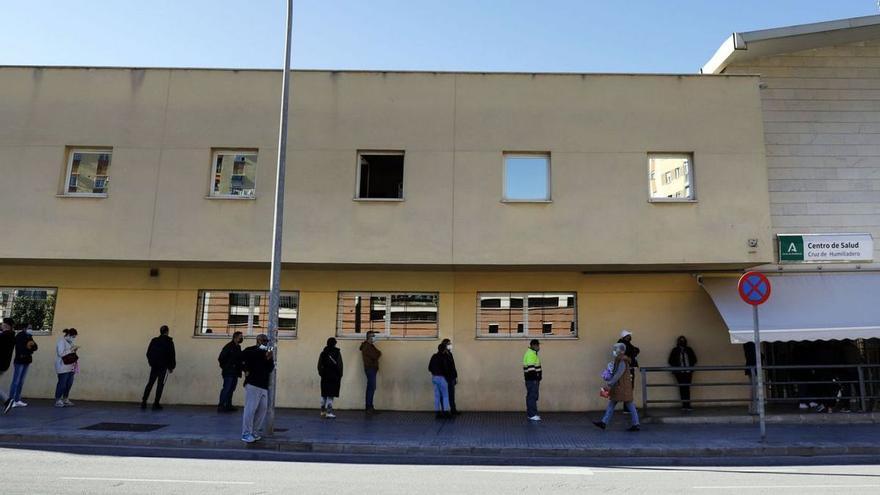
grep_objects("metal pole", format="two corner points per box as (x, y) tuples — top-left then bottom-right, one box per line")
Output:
(265, 0), (293, 436)
(857, 365), (868, 413)
(640, 367), (648, 417)
(753, 305), (766, 440)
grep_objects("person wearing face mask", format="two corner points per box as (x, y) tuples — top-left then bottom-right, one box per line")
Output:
(359, 331), (382, 414)
(523, 339), (542, 421)
(54, 328), (80, 407)
(142, 325), (176, 411)
(241, 334), (274, 443)
(0, 318), (16, 414)
(9, 323), (38, 409)
(217, 331), (244, 412)
(667, 336), (698, 411)
(317, 337), (343, 419)
(440, 338), (459, 415)
(593, 343), (640, 432)
(428, 343), (452, 419)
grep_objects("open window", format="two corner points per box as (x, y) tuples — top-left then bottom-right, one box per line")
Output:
(356, 151), (404, 200)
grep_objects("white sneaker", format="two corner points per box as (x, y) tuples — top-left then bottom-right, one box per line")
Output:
(798, 403), (809, 410)
(12, 401), (27, 408)
(63, 399), (74, 407)
(326, 411), (336, 419)
(528, 415), (542, 421)
(54, 400), (65, 408)
(241, 434), (256, 443)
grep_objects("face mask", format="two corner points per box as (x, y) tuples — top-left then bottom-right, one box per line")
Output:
(65, 336), (75, 344)
(259, 344), (268, 351)
(25, 329), (33, 335)
(446, 344), (453, 351)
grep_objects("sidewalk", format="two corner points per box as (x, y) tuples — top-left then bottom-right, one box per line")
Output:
(2, 400), (879, 460)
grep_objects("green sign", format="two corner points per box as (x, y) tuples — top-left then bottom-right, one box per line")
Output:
(778, 235), (804, 261)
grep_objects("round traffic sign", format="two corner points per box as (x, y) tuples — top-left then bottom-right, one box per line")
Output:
(738, 271), (771, 306)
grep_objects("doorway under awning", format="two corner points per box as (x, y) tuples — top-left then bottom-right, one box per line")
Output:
(700, 273), (880, 343)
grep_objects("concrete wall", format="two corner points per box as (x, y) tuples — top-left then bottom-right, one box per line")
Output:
(0, 265), (748, 411)
(0, 67), (772, 267)
(725, 40), (880, 268)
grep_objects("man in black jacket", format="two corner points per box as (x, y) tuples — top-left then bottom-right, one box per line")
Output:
(9, 323), (38, 408)
(667, 336), (698, 410)
(0, 318), (16, 412)
(141, 325), (176, 411)
(440, 338), (459, 415)
(217, 331), (244, 412)
(241, 334), (274, 443)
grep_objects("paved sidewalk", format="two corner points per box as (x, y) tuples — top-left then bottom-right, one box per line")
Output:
(1, 400), (879, 459)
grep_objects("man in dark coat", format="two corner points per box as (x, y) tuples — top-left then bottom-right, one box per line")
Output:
(317, 337), (343, 418)
(440, 338), (459, 415)
(141, 325), (176, 411)
(0, 318), (16, 412)
(241, 334), (274, 443)
(9, 323), (38, 408)
(667, 336), (698, 410)
(217, 331), (244, 412)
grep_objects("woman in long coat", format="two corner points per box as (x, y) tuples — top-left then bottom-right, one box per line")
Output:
(317, 337), (343, 419)
(593, 343), (640, 431)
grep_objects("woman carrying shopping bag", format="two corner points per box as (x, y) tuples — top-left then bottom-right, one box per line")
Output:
(593, 342), (640, 432)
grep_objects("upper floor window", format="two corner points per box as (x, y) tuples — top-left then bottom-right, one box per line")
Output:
(356, 151), (404, 200)
(195, 290), (298, 338)
(210, 150), (258, 198)
(65, 149), (111, 196)
(477, 292), (576, 339)
(648, 153), (694, 202)
(0, 287), (57, 334)
(336, 291), (438, 339)
(503, 153), (551, 202)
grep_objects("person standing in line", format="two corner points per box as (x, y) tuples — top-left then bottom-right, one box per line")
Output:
(667, 336), (698, 411)
(593, 343), (640, 432)
(9, 323), (38, 408)
(617, 329), (640, 413)
(440, 338), (459, 415)
(317, 337), (343, 419)
(217, 331), (244, 412)
(141, 325), (176, 411)
(428, 343), (451, 419)
(0, 318), (16, 413)
(54, 328), (80, 407)
(241, 333), (274, 443)
(359, 331), (382, 414)
(523, 339), (542, 422)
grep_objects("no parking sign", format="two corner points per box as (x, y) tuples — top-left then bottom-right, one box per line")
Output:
(737, 271), (771, 440)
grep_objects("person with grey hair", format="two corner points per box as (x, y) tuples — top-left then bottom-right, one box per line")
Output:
(593, 342), (640, 432)
(241, 334), (274, 443)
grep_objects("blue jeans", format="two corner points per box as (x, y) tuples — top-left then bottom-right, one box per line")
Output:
(602, 400), (640, 426)
(364, 368), (377, 409)
(9, 363), (29, 402)
(525, 380), (540, 417)
(432, 376), (450, 411)
(218, 375), (238, 408)
(55, 372), (75, 400)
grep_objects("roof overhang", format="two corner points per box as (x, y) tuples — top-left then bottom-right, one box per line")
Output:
(702, 14), (880, 74)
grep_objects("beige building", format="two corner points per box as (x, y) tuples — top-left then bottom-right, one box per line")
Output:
(0, 65), (774, 411)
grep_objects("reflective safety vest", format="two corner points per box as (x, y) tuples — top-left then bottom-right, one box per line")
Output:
(523, 348), (542, 381)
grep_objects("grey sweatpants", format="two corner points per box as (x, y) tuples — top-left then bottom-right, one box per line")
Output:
(241, 384), (268, 437)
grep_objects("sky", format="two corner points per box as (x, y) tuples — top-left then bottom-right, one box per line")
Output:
(0, 1), (877, 73)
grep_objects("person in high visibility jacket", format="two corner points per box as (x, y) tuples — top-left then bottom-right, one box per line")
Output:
(523, 339), (542, 421)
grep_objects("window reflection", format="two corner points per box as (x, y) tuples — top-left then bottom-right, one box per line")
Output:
(649, 154), (693, 200)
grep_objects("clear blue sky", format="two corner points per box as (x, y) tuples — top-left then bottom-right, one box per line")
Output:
(0, 1), (876, 73)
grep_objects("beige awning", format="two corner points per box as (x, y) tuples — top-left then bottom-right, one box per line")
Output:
(701, 273), (880, 343)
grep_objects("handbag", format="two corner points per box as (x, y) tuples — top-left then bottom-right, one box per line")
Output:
(599, 387), (610, 399)
(62, 352), (79, 365)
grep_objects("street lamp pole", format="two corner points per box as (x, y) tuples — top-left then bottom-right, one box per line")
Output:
(266, 0), (293, 436)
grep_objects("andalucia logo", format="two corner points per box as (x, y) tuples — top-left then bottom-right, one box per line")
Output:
(778, 235), (804, 262)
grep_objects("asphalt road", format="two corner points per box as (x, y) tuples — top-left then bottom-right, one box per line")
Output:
(2, 447), (880, 494)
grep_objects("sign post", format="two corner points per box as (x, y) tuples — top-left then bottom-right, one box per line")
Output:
(737, 271), (771, 441)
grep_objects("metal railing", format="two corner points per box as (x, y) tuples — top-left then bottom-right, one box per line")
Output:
(639, 364), (880, 417)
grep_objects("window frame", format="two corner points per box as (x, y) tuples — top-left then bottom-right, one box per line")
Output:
(207, 149), (259, 200)
(502, 152), (552, 203)
(335, 291), (439, 340)
(0, 286), (58, 335)
(193, 289), (300, 339)
(647, 152), (697, 203)
(62, 148), (113, 198)
(476, 291), (578, 340)
(354, 150), (406, 202)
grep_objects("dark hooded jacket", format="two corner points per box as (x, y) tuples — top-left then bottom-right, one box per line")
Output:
(317, 345), (344, 398)
(146, 334), (176, 370)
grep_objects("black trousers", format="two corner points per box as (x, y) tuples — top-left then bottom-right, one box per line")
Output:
(447, 380), (457, 413)
(673, 372), (693, 409)
(143, 367), (168, 404)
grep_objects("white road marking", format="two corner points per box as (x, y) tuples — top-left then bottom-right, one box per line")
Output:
(60, 477), (255, 485)
(693, 484), (880, 490)
(466, 467), (594, 476)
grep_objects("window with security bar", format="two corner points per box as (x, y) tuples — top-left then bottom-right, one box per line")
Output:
(477, 292), (577, 338)
(195, 290), (298, 337)
(0, 287), (57, 334)
(336, 292), (439, 339)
